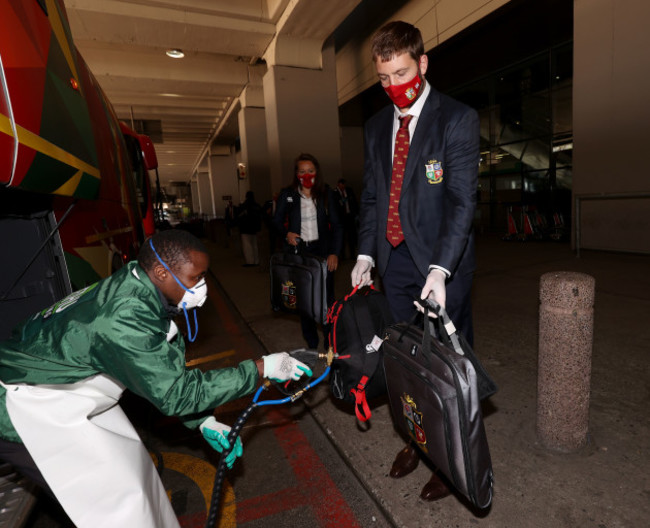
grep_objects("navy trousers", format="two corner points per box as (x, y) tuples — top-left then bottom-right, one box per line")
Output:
(382, 242), (474, 347)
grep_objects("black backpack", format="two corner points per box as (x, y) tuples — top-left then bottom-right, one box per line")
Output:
(327, 286), (394, 421)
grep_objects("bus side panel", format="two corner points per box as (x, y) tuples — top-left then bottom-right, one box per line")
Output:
(53, 57), (144, 288)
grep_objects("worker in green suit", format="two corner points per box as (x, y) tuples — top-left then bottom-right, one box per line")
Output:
(0, 229), (311, 528)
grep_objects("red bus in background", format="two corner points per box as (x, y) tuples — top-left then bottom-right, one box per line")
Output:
(0, 0), (157, 340)
(121, 122), (158, 240)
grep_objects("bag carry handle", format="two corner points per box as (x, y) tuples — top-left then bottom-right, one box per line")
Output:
(414, 297), (499, 401)
(414, 297), (465, 357)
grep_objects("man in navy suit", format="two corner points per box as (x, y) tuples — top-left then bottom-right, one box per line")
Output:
(351, 21), (479, 501)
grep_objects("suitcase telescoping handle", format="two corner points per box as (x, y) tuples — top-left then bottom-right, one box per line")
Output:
(415, 297), (465, 357)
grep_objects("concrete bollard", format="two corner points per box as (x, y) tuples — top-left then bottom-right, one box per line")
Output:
(537, 271), (595, 451)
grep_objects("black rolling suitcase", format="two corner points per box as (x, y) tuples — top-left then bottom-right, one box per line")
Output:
(270, 247), (328, 324)
(382, 299), (496, 509)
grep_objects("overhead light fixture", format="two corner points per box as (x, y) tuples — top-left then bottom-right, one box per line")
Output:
(166, 49), (184, 59)
(553, 142), (573, 153)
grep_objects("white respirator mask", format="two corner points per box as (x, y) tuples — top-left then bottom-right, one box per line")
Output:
(177, 278), (207, 310)
(149, 239), (206, 342)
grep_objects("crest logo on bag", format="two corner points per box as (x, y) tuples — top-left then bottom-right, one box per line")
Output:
(401, 393), (427, 451)
(281, 280), (297, 310)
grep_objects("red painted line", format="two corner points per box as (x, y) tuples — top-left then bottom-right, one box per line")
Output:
(178, 511), (207, 528)
(236, 485), (305, 523)
(235, 406), (362, 527)
(208, 276), (245, 338)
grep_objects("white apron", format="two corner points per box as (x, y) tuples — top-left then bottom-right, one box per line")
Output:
(2, 374), (180, 528)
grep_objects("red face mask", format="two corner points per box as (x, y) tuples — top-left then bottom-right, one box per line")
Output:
(384, 73), (423, 108)
(299, 175), (315, 189)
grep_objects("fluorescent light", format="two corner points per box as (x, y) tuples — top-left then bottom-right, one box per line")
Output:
(166, 49), (184, 59)
(553, 143), (573, 152)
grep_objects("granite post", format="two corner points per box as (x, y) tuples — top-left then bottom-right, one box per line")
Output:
(537, 271), (595, 451)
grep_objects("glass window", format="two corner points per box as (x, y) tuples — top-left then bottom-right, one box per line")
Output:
(523, 169), (550, 194)
(449, 44), (572, 233)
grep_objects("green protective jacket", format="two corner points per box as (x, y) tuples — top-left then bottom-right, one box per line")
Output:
(0, 261), (259, 443)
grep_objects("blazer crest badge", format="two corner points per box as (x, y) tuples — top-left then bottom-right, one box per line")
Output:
(425, 160), (443, 184)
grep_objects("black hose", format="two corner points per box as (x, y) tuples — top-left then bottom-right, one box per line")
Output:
(204, 401), (257, 528)
(203, 348), (325, 528)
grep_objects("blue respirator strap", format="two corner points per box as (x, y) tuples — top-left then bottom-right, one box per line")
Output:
(150, 239), (199, 342)
(149, 239), (195, 293)
(183, 307), (199, 342)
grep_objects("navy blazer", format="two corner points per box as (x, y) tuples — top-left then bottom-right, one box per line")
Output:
(358, 87), (479, 280)
(272, 186), (344, 258)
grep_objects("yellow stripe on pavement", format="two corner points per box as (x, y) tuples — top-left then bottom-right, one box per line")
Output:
(186, 349), (236, 368)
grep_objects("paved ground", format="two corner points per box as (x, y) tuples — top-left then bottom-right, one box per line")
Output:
(208, 226), (650, 528)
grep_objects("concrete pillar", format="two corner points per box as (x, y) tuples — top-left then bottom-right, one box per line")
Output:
(573, 0), (650, 252)
(238, 100), (270, 201)
(196, 171), (212, 217)
(190, 178), (199, 216)
(207, 150), (239, 217)
(263, 41), (342, 194)
(537, 271), (595, 451)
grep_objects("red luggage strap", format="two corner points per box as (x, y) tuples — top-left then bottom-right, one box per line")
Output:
(350, 375), (372, 422)
(327, 285), (362, 356)
(329, 285), (379, 422)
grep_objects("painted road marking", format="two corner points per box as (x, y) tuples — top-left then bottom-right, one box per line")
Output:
(151, 451), (236, 528)
(236, 406), (362, 527)
(185, 349), (236, 368)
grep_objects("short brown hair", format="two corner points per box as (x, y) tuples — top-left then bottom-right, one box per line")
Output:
(371, 21), (424, 63)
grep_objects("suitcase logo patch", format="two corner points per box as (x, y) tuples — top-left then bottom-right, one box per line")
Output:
(402, 394), (427, 450)
(281, 280), (297, 310)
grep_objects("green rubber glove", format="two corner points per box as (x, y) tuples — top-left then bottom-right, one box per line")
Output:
(199, 416), (243, 469)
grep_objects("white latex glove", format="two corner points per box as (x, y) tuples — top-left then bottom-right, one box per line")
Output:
(263, 352), (312, 382)
(351, 259), (373, 288)
(415, 269), (447, 319)
(199, 416), (243, 469)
